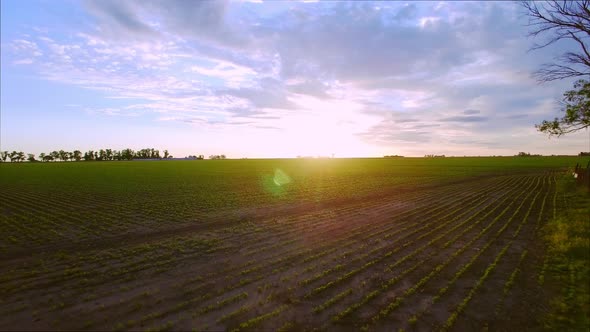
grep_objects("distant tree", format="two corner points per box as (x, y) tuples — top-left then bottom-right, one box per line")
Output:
(163, 150), (169, 159)
(73, 150), (82, 162)
(0, 147), (173, 162)
(10, 151), (23, 162)
(8, 151), (17, 162)
(516, 152), (541, 157)
(121, 148), (134, 160)
(209, 154), (227, 160)
(58, 150), (68, 162)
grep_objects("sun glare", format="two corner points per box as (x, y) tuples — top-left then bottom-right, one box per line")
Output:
(258, 96), (383, 157)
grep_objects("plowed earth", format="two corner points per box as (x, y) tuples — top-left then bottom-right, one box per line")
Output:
(0, 169), (560, 331)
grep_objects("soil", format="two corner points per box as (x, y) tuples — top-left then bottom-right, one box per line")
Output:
(0, 172), (556, 331)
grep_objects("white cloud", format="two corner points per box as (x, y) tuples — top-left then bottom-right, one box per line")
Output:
(3, 1), (587, 156)
(13, 59), (34, 65)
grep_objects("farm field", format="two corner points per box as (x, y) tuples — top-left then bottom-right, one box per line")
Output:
(0, 156), (587, 331)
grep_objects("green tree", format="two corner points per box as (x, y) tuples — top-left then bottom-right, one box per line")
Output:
(58, 150), (68, 162)
(9, 151), (18, 162)
(86, 150), (95, 161)
(39, 152), (46, 162)
(537, 79), (590, 136)
(0, 151), (8, 162)
(523, 1), (590, 136)
(73, 150), (82, 161)
(122, 148), (134, 160)
(27, 153), (36, 162)
(522, 1), (590, 82)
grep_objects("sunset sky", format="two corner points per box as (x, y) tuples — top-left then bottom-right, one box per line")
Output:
(2, 0), (589, 158)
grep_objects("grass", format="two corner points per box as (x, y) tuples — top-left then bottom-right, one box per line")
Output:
(541, 175), (590, 330)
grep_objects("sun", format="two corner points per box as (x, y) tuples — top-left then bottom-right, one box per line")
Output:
(228, 96), (384, 158)
(252, 96), (380, 157)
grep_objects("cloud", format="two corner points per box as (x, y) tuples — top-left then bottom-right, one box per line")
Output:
(462, 109), (480, 115)
(506, 114), (529, 119)
(84, 0), (155, 39)
(439, 115), (488, 123)
(13, 59), (34, 65)
(4, 0), (587, 156)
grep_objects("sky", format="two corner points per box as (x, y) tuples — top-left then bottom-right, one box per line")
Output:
(1, 0), (589, 158)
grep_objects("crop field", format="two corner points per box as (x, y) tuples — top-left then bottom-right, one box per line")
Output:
(0, 156), (587, 331)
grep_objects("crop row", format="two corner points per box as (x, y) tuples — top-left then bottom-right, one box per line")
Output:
(224, 175), (537, 330)
(362, 176), (542, 329)
(0, 173), (550, 331)
(125, 176), (517, 329)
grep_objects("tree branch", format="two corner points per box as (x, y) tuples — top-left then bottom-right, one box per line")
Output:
(522, 0), (590, 82)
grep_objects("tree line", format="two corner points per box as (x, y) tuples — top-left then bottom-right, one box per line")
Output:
(0, 148), (173, 162)
(183, 155), (226, 160)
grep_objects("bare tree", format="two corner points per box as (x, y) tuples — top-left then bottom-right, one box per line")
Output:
(522, 1), (590, 82)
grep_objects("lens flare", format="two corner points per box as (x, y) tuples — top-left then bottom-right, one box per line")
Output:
(262, 168), (292, 197)
(273, 168), (292, 186)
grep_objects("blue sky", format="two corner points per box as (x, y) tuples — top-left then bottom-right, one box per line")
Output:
(1, 0), (589, 158)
